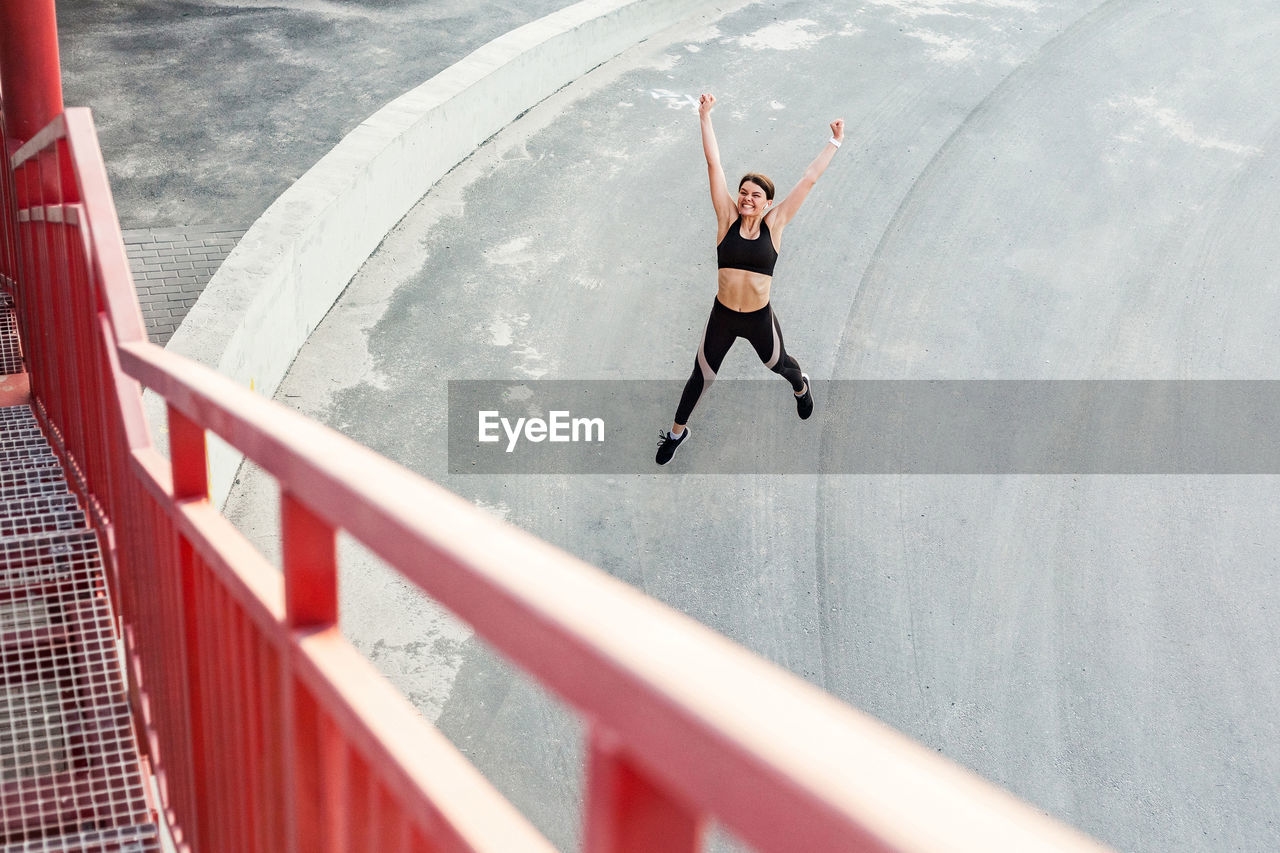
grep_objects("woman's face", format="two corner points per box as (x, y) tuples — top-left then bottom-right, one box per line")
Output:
(737, 181), (770, 216)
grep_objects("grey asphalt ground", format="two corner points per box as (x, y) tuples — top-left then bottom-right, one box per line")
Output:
(56, 0), (574, 229)
(224, 1), (1280, 851)
(56, 0), (576, 336)
(56, 0), (1280, 851)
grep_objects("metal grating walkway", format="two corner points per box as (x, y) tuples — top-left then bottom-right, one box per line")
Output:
(0, 295), (159, 850)
(0, 294), (21, 379)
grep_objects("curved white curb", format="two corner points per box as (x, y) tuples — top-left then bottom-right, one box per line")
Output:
(165, 0), (716, 505)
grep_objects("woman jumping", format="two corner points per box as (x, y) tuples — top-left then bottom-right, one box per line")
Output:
(656, 93), (844, 464)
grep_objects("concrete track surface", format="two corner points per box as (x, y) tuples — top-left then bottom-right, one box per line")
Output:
(224, 1), (1280, 850)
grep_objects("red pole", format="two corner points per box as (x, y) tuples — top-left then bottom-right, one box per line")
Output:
(0, 0), (64, 151)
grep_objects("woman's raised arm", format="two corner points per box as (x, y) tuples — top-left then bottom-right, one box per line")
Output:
(700, 94), (737, 223)
(767, 118), (844, 233)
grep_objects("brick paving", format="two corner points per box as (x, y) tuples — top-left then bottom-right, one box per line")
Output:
(122, 225), (247, 345)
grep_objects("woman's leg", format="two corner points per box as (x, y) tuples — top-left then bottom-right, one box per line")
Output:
(672, 301), (738, 429)
(744, 306), (805, 393)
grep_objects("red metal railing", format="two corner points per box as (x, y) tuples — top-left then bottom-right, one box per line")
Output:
(3, 106), (1112, 852)
(0, 117), (17, 291)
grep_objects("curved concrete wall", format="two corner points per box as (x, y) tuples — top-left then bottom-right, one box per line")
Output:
(166, 0), (715, 505)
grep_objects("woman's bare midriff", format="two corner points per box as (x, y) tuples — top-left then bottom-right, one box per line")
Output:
(716, 268), (772, 312)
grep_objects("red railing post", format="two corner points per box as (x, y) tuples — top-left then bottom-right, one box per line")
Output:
(282, 491), (341, 851)
(0, 0), (64, 152)
(282, 492), (338, 629)
(0, 106), (17, 282)
(583, 728), (704, 853)
(169, 404), (208, 501)
(168, 403), (210, 849)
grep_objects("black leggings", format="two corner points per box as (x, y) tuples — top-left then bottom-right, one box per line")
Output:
(673, 298), (805, 426)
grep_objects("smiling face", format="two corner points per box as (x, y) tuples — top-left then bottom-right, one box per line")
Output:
(737, 173), (775, 217)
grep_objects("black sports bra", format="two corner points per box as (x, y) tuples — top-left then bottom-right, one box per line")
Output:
(717, 216), (778, 277)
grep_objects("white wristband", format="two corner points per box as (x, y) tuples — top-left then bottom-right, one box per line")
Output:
(829, 136), (842, 148)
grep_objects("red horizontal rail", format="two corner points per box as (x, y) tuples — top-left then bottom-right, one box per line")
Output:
(2, 103), (1113, 852)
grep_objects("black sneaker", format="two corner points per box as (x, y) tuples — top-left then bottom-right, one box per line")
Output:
(655, 428), (690, 465)
(795, 373), (813, 419)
